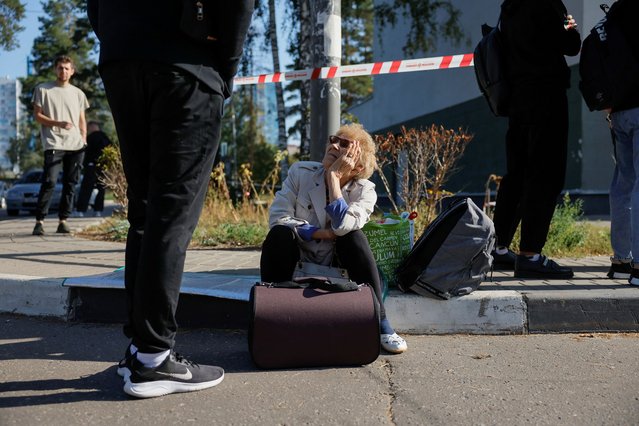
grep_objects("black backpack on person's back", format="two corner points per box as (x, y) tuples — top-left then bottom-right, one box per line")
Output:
(579, 1), (639, 111)
(473, 18), (510, 117)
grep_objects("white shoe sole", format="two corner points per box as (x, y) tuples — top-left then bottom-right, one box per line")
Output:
(123, 373), (224, 398)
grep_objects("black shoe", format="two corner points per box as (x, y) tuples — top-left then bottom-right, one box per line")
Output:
(491, 249), (517, 270)
(32, 222), (44, 236)
(608, 262), (632, 279)
(514, 255), (574, 279)
(630, 268), (639, 286)
(117, 344), (136, 380)
(123, 351), (224, 398)
(56, 221), (70, 233)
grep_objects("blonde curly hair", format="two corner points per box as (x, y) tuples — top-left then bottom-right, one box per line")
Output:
(334, 123), (377, 180)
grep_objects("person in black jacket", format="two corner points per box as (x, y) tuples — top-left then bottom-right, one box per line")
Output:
(87, 1), (254, 398)
(76, 121), (110, 217)
(490, 0), (581, 278)
(605, 0), (639, 284)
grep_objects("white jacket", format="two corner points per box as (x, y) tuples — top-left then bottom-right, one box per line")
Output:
(269, 161), (377, 265)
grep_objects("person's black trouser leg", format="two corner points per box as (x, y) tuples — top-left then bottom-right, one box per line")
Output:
(493, 87), (568, 253)
(101, 61), (224, 353)
(59, 150), (84, 221)
(93, 170), (106, 212)
(77, 164), (97, 213)
(35, 150), (64, 221)
(260, 225), (301, 282)
(335, 229), (387, 320)
(260, 225), (387, 320)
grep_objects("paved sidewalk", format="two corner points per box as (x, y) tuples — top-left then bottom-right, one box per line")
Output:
(0, 214), (638, 334)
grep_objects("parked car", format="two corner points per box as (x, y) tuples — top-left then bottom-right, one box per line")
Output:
(5, 169), (96, 216)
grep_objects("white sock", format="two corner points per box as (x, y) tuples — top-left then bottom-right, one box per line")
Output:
(136, 349), (170, 368)
(130, 343), (138, 354)
(495, 247), (509, 255)
(526, 254), (540, 262)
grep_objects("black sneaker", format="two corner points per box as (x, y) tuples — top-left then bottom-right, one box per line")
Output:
(491, 249), (517, 270)
(514, 255), (574, 279)
(56, 221), (71, 233)
(123, 351), (224, 398)
(608, 262), (632, 279)
(630, 268), (639, 286)
(117, 344), (136, 380)
(32, 222), (44, 236)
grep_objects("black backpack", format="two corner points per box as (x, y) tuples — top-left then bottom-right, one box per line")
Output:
(473, 19), (510, 117)
(579, 1), (639, 111)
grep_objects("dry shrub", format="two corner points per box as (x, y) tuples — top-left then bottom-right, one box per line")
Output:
(99, 143), (127, 214)
(375, 125), (473, 229)
(197, 150), (288, 233)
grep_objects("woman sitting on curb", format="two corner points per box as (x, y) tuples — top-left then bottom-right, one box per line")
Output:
(260, 123), (407, 354)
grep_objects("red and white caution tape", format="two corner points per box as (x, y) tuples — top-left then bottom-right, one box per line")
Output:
(234, 53), (474, 86)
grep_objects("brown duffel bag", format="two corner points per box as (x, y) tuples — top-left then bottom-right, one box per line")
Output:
(249, 280), (380, 369)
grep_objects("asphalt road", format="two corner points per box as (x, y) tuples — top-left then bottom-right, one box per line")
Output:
(1, 314), (637, 425)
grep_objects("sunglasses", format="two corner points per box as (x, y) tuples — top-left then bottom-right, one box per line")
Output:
(328, 135), (355, 149)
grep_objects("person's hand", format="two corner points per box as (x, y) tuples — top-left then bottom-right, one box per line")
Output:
(58, 121), (73, 130)
(328, 140), (361, 180)
(564, 14), (578, 30)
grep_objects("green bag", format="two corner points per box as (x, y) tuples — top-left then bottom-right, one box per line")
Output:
(362, 214), (414, 295)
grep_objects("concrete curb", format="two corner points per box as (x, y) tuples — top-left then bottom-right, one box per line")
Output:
(2, 273), (638, 334)
(0, 274), (68, 318)
(525, 290), (639, 333)
(386, 290), (526, 334)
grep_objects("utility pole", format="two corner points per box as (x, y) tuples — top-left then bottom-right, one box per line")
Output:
(309, 0), (341, 161)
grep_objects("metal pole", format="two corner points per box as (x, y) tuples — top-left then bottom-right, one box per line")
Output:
(309, 0), (341, 161)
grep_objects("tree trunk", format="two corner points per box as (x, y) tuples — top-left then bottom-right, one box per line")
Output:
(268, 0), (288, 154)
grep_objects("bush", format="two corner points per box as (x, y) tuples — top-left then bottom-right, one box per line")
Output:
(374, 125), (473, 234)
(510, 194), (611, 258)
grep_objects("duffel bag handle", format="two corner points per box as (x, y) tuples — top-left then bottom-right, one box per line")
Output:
(261, 278), (360, 292)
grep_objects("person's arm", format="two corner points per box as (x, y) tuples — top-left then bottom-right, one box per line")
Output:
(33, 104), (73, 130)
(79, 109), (87, 143)
(330, 181), (377, 236)
(217, 0), (255, 96)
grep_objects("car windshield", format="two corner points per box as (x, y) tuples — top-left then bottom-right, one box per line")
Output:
(15, 171), (64, 184)
(17, 172), (43, 184)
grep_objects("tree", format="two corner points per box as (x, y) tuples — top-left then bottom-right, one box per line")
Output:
(7, 118), (40, 172)
(374, 0), (463, 57)
(266, 0), (287, 153)
(280, 0), (462, 154)
(20, 0), (103, 113)
(15, 0), (107, 170)
(0, 0), (25, 51)
(341, 0), (373, 113)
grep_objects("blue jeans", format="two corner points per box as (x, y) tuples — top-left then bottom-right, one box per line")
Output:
(609, 106), (639, 262)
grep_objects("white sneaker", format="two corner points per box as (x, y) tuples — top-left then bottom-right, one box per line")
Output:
(94, 211), (102, 217)
(381, 333), (407, 354)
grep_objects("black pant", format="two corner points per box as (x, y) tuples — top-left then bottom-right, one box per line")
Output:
(260, 225), (387, 321)
(76, 164), (106, 213)
(493, 86), (569, 253)
(101, 61), (224, 353)
(35, 149), (84, 221)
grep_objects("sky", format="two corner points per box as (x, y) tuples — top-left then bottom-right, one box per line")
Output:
(0, 0), (44, 79)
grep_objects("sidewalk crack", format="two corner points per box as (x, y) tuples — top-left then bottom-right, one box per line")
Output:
(381, 359), (398, 425)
